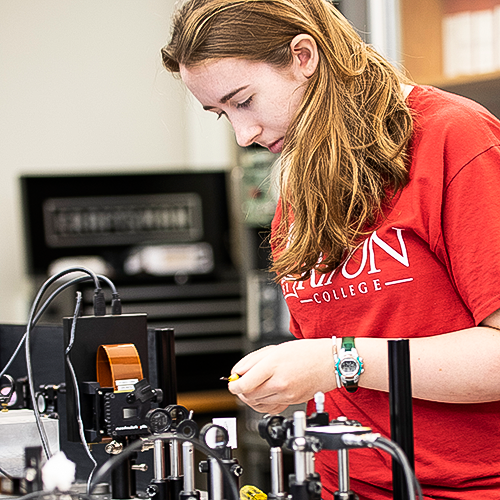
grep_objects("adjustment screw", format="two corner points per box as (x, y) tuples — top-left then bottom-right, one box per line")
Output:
(105, 440), (124, 455)
(230, 464), (244, 477)
(146, 485), (158, 497)
(292, 437), (307, 452)
(307, 481), (322, 495)
(310, 437), (322, 453)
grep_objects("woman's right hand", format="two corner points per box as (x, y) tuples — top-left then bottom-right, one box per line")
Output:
(227, 338), (336, 414)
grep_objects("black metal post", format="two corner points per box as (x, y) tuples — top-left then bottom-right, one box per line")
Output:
(154, 328), (177, 500)
(388, 339), (415, 500)
(155, 328), (177, 406)
(111, 456), (132, 499)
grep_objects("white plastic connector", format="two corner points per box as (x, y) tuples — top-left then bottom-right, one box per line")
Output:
(314, 392), (325, 413)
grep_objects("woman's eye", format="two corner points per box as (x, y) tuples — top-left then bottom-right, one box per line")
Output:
(216, 111), (227, 120)
(236, 96), (253, 109)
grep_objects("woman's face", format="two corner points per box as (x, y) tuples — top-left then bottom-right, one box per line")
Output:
(180, 58), (310, 154)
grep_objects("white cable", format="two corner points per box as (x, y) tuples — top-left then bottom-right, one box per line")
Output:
(64, 292), (98, 495)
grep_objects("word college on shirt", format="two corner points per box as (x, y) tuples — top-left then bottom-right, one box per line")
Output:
(281, 228), (414, 305)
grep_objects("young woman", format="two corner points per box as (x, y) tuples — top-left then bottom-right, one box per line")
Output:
(162, 0), (500, 498)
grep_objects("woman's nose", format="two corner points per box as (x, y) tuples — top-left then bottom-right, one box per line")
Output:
(232, 121), (262, 148)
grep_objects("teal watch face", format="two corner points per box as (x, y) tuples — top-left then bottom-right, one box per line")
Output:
(339, 358), (360, 376)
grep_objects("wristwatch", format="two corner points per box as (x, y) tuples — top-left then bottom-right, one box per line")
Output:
(335, 337), (364, 393)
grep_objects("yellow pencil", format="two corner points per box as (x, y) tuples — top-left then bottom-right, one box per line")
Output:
(220, 373), (240, 382)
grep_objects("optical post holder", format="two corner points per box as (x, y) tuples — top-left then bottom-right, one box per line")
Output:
(258, 415), (288, 500)
(199, 423), (243, 500)
(145, 405), (199, 500)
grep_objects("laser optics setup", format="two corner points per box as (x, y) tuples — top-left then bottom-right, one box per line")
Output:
(0, 268), (420, 500)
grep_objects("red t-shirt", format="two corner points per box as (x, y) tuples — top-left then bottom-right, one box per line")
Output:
(273, 86), (500, 499)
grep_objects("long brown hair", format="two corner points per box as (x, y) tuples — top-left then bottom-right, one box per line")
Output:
(162, 0), (413, 281)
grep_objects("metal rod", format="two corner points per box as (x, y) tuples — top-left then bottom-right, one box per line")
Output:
(388, 339), (415, 500)
(209, 457), (223, 500)
(169, 440), (182, 478)
(293, 411), (307, 485)
(305, 451), (315, 477)
(270, 447), (285, 496)
(182, 442), (196, 493)
(154, 439), (166, 481)
(337, 449), (350, 493)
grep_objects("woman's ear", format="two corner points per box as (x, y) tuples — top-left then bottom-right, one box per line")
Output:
(290, 34), (319, 78)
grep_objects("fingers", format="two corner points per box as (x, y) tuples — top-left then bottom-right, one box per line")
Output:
(228, 360), (274, 395)
(231, 345), (276, 376)
(238, 392), (289, 414)
(227, 345), (278, 394)
(225, 339), (334, 414)
(229, 357), (289, 411)
(228, 341), (301, 405)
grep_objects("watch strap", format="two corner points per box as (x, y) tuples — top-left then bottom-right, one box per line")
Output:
(343, 380), (359, 393)
(341, 336), (355, 351)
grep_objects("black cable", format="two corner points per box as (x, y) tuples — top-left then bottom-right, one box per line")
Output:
(29, 268), (101, 323)
(25, 268), (103, 459)
(22, 268), (114, 459)
(0, 273), (118, 380)
(111, 291), (122, 315)
(93, 287), (107, 316)
(341, 433), (422, 500)
(0, 464), (14, 481)
(374, 437), (423, 500)
(0, 268), (119, 495)
(89, 432), (240, 500)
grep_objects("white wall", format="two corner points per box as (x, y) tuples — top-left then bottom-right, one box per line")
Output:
(0, 1), (236, 323)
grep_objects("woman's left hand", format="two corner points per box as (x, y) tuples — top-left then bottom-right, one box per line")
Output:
(227, 338), (337, 414)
